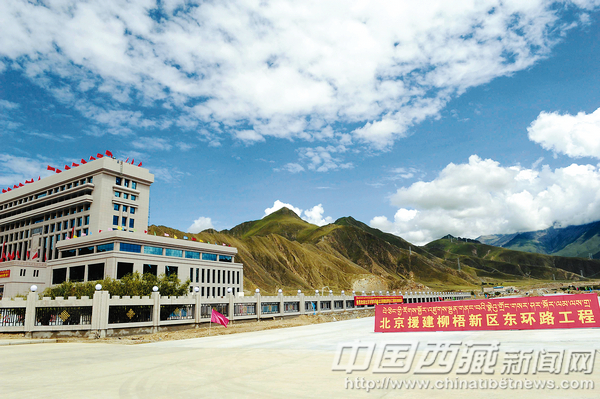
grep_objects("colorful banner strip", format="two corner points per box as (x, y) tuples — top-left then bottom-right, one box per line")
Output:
(0, 270), (10, 278)
(355, 296), (403, 306)
(375, 294), (600, 332)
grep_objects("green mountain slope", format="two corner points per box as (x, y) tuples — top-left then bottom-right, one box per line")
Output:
(477, 221), (600, 258)
(149, 208), (598, 295)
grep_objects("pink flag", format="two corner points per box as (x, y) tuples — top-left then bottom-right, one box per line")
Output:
(164, 233), (170, 237)
(210, 309), (229, 328)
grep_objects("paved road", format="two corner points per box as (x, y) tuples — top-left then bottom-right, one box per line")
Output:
(2, 318), (599, 398)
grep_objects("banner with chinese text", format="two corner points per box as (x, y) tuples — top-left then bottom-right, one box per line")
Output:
(0, 270), (9, 278)
(355, 296), (403, 306)
(375, 294), (600, 332)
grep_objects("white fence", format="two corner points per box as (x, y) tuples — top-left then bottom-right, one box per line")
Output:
(0, 291), (471, 338)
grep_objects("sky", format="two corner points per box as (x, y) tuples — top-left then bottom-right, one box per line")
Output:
(2, 0), (600, 245)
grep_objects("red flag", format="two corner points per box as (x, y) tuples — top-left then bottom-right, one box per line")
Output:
(9, 251), (14, 260)
(16, 250), (20, 260)
(1, 189), (5, 193)
(97, 153), (104, 158)
(6, 187), (11, 191)
(64, 165), (71, 170)
(44, 253), (47, 262)
(131, 159), (134, 164)
(72, 162), (79, 167)
(106, 150), (113, 157)
(191, 237), (197, 241)
(18, 183), (24, 187)
(90, 156), (96, 161)
(56, 169), (62, 173)
(27, 251), (30, 259)
(125, 157), (129, 163)
(47, 165), (56, 171)
(81, 158), (87, 164)
(138, 161), (142, 167)
(71, 226), (75, 239)
(13, 185), (18, 189)
(31, 252), (39, 260)
(210, 309), (229, 327)
(38, 176), (40, 180)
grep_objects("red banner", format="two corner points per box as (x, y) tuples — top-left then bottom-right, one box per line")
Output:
(0, 270), (9, 279)
(355, 296), (403, 306)
(376, 294), (600, 332)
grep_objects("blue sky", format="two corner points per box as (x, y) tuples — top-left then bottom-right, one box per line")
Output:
(2, 1), (600, 244)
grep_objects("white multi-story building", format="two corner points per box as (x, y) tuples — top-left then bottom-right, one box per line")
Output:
(0, 156), (243, 298)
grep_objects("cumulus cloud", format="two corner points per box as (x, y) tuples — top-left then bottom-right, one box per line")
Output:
(264, 200), (333, 226)
(0, 0), (595, 150)
(0, 154), (54, 186)
(370, 155), (600, 245)
(187, 216), (214, 233)
(528, 108), (600, 159)
(264, 200), (303, 218)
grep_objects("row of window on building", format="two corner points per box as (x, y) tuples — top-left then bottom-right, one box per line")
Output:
(0, 204), (91, 235)
(0, 176), (94, 210)
(18, 269), (40, 277)
(60, 242), (234, 263)
(112, 216), (135, 229)
(114, 191), (137, 201)
(115, 177), (137, 189)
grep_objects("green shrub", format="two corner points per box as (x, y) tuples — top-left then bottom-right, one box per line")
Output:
(42, 272), (190, 298)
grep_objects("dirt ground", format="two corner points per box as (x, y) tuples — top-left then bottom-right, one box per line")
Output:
(0, 309), (375, 345)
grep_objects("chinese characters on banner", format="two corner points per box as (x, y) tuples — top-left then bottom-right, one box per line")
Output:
(375, 294), (600, 332)
(0, 270), (9, 278)
(355, 296), (404, 306)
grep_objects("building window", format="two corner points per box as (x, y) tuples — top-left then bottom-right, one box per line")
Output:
(95, 243), (114, 253)
(88, 177), (93, 184)
(132, 181), (137, 189)
(78, 246), (94, 256)
(130, 207), (135, 215)
(119, 243), (141, 253)
(84, 215), (90, 225)
(129, 219), (134, 229)
(202, 269), (205, 283)
(196, 268), (199, 283)
(143, 264), (157, 276)
(124, 179), (129, 187)
(123, 193), (129, 199)
(143, 246), (163, 255)
(121, 217), (127, 227)
(131, 195), (136, 201)
(52, 268), (67, 284)
(61, 249), (76, 258)
(123, 205), (128, 212)
(77, 217), (82, 227)
(185, 251), (200, 259)
(20, 269), (26, 276)
(165, 248), (183, 257)
(113, 216), (118, 226)
(88, 263), (104, 281)
(202, 253), (217, 261)
(114, 191), (121, 197)
(114, 204), (119, 211)
(219, 255), (233, 263)
(69, 266), (84, 282)
(165, 266), (178, 277)
(116, 177), (122, 186)
(190, 268), (193, 282)
(116, 262), (133, 279)
(33, 270), (39, 278)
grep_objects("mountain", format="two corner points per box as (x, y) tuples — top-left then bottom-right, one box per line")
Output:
(149, 208), (600, 295)
(477, 221), (600, 258)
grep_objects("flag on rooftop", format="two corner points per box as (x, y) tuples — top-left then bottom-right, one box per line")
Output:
(81, 158), (87, 164)
(97, 153), (104, 158)
(164, 233), (169, 237)
(89, 156), (96, 161)
(183, 236), (188, 240)
(210, 309), (229, 328)
(72, 162), (79, 167)
(106, 150), (113, 157)
(138, 161), (142, 167)
(117, 226), (122, 230)
(56, 169), (62, 173)
(191, 237), (197, 241)
(47, 165), (55, 171)
(64, 165), (70, 170)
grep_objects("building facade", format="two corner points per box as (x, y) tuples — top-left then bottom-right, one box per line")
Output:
(0, 156), (243, 298)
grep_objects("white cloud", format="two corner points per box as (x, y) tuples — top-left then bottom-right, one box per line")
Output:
(187, 216), (214, 234)
(0, 0), (594, 150)
(0, 100), (19, 110)
(264, 200), (303, 218)
(279, 163), (305, 173)
(131, 137), (172, 151)
(371, 155), (600, 245)
(0, 154), (54, 187)
(297, 145), (353, 172)
(303, 204), (334, 226)
(528, 107), (600, 159)
(263, 200), (333, 226)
